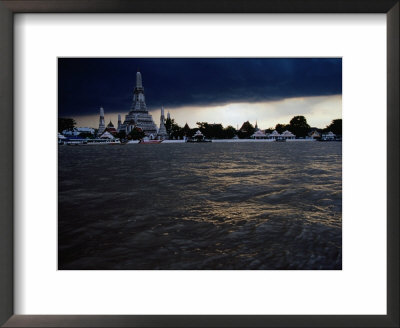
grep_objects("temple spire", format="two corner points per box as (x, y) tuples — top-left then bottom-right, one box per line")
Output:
(136, 71), (143, 88)
(130, 71), (146, 112)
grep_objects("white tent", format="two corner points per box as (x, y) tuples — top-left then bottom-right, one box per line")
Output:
(193, 130), (203, 138)
(193, 130), (204, 138)
(268, 130), (281, 139)
(99, 131), (115, 140)
(281, 130), (295, 139)
(309, 130), (320, 138)
(251, 130), (267, 139)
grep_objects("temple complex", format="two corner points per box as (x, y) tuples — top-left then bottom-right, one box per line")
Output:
(119, 71), (158, 137)
(95, 72), (170, 140)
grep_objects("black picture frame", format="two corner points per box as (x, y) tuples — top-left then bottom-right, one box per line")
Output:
(0, 1), (398, 327)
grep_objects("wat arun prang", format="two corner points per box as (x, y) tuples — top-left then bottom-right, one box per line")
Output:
(118, 71), (167, 139)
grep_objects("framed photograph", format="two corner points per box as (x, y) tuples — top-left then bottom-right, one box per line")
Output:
(0, 1), (398, 327)
(57, 57), (343, 271)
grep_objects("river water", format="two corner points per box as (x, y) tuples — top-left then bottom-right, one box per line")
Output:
(58, 141), (342, 270)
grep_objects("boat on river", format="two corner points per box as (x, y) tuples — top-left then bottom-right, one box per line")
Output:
(275, 137), (286, 142)
(139, 138), (163, 144)
(85, 139), (121, 145)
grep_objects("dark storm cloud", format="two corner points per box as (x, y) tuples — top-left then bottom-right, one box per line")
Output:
(58, 58), (341, 117)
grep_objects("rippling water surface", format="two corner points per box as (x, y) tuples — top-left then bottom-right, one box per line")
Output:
(58, 142), (342, 269)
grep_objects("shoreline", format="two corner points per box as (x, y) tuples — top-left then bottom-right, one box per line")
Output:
(150, 139), (318, 144)
(61, 138), (329, 146)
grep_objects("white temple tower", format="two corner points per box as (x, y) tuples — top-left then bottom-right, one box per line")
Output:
(157, 106), (168, 140)
(98, 107), (106, 136)
(120, 71), (158, 137)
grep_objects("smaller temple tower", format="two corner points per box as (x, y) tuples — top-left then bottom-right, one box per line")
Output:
(167, 111), (171, 120)
(117, 114), (122, 132)
(98, 107), (106, 136)
(255, 121), (259, 131)
(157, 106), (168, 140)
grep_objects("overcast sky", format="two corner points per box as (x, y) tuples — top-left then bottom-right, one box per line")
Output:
(58, 58), (342, 129)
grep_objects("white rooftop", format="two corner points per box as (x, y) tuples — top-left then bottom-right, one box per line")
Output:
(193, 130), (204, 137)
(251, 130), (266, 137)
(281, 130), (295, 137)
(99, 131), (115, 139)
(270, 130), (280, 136)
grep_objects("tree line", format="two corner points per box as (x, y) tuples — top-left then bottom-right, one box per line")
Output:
(164, 115), (342, 139)
(58, 116), (342, 140)
(268, 116), (342, 138)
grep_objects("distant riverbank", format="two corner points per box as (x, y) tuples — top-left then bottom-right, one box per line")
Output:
(162, 139), (319, 143)
(125, 139), (320, 144)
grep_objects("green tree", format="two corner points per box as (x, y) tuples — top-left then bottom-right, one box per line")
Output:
(289, 115), (310, 138)
(181, 123), (191, 137)
(129, 127), (145, 140)
(210, 124), (224, 139)
(189, 128), (198, 138)
(275, 123), (290, 134)
(196, 122), (224, 139)
(165, 117), (173, 136)
(237, 121), (255, 139)
(325, 119), (342, 135)
(117, 130), (127, 140)
(223, 125), (237, 139)
(169, 122), (182, 139)
(58, 118), (76, 133)
(196, 122), (209, 137)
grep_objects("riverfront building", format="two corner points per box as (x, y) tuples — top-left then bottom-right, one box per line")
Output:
(268, 130), (280, 140)
(281, 130), (295, 139)
(251, 130), (267, 139)
(63, 127), (95, 136)
(309, 130), (321, 139)
(267, 130), (296, 140)
(99, 131), (115, 140)
(321, 131), (336, 141)
(105, 121), (118, 136)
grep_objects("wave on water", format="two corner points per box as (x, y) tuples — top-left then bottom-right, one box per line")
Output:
(58, 142), (342, 270)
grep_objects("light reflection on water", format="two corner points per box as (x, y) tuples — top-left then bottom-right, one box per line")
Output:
(58, 142), (341, 269)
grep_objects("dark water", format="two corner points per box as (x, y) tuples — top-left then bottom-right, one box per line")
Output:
(58, 142), (342, 270)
